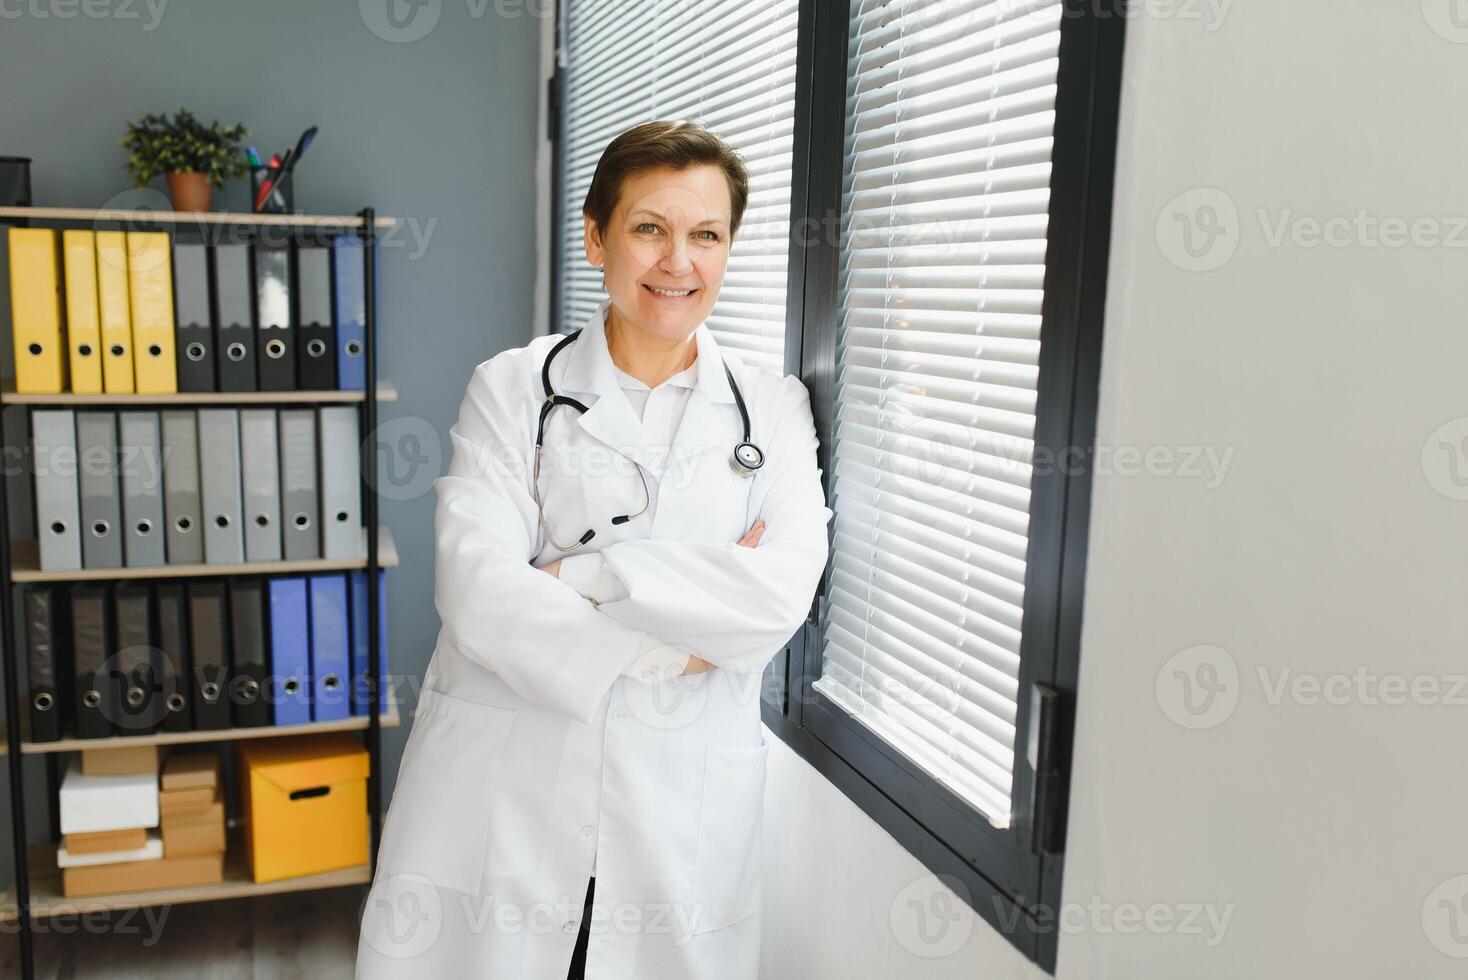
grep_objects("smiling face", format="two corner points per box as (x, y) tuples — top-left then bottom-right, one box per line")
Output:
(583, 164), (733, 342)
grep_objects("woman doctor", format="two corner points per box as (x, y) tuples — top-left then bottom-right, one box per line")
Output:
(356, 120), (833, 979)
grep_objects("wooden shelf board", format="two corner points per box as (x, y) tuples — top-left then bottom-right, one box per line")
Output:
(0, 825), (372, 922)
(0, 379), (397, 406)
(0, 206), (396, 229)
(16, 700), (399, 756)
(10, 526), (397, 583)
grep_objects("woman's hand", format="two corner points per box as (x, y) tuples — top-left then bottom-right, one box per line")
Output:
(679, 519), (768, 675)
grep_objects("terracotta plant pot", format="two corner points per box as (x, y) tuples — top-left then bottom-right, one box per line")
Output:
(165, 171), (213, 212)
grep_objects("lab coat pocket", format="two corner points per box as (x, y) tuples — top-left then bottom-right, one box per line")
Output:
(376, 687), (516, 896)
(690, 738), (769, 934)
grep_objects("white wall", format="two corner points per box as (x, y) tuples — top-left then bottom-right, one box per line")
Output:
(762, 2), (1468, 977)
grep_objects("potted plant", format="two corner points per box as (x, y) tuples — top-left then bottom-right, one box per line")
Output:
(120, 109), (249, 212)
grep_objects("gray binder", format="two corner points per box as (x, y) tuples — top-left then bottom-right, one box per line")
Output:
(76, 410), (122, 569)
(198, 409), (244, 564)
(239, 409), (282, 562)
(318, 406), (363, 560)
(31, 410), (81, 571)
(161, 410), (203, 564)
(279, 409), (319, 560)
(215, 243), (252, 326)
(118, 411), (166, 567)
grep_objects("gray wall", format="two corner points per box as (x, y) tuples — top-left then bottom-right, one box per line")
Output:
(762, 2), (1468, 978)
(0, 0), (546, 880)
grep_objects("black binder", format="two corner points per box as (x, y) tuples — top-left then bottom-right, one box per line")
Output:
(156, 582), (193, 733)
(70, 584), (115, 739)
(113, 582), (159, 736)
(215, 242), (257, 391)
(229, 577), (271, 727)
(24, 586), (68, 743)
(296, 244), (336, 389)
(187, 581), (232, 730)
(254, 242), (296, 391)
(174, 239), (217, 392)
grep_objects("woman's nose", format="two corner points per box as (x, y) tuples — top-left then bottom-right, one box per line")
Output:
(658, 238), (693, 274)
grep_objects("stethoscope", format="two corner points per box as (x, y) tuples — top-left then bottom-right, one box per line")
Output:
(533, 326), (765, 550)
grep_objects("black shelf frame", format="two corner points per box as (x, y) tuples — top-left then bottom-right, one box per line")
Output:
(0, 206), (387, 980)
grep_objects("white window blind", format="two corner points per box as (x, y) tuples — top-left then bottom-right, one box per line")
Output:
(812, 0), (1063, 829)
(557, 0), (799, 372)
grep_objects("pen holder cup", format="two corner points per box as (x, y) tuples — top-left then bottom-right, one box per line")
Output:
(250, 166), (296, 214)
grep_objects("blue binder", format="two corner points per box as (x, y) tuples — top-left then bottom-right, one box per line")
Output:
(267, 576), (311, 726)
(309, 574), (351, 721)
(350, 570), (390, 714)
(331, 237), (376, 391)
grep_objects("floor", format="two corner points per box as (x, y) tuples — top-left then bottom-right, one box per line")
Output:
(0, 886), (364, 978)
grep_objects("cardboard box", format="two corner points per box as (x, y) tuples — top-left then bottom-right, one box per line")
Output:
(159, 786), (216, 815)
(62, 851), (223, 898)
(162, 801), (226, 857)
(82, 744), (161, 777)
(64, 828), (148, 855)
(59, 758), (159, 835)
(161, 752), (220, 792)
(57, 833), (163, 868)
(237, 734), (368, 883)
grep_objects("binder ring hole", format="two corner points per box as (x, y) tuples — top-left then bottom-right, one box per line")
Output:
(306, 339), (326, 357)
(176, 516), (192, 532)
(227, 342), (247, 361)
(215, 514), (230, 529)
(255, 514), (270, 528)
(33, 692), (54, 711)
(135, 519), (153, 536)
(148, 344), (162, 357)
(78, 343), (94, 357)
(289, 786), (331, 801)
(27, 342), (42, 356)
(91, 519), (110, 538)
(323, 674), (340, 690)
(49, 521), (66, 536)
(335, 510), (350, 524)
(83, 690), (102, 708)
(266, 339), (286, 359)
(186, 342), (207, 362)
(294, 513), (311, 529)
(284, 678), (300, 694)
(110, 344), (126, 357)
(240, 679), (260, 700)
(126, 687), (145, 707)
(167, 693), (186, 711)
(201, 681), (221, 701)
(346, 340), (363, 357)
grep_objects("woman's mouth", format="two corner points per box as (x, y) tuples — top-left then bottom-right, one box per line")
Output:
(642, 283), (698, 301)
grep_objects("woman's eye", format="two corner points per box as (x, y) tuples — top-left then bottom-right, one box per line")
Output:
(695, 230), (720, 242)
(635, 222), (661, 235)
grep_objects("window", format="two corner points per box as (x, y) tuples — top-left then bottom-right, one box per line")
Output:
(552, 0), (801, 372)
(549, 0), (1124, 970)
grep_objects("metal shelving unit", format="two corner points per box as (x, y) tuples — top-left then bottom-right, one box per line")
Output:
(0, 205), (394, 978)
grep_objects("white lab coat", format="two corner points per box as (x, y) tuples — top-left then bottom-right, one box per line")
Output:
(356, 301), (833, 979)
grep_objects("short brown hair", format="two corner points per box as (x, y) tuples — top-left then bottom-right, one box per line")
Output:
(582, 120), (750, 241)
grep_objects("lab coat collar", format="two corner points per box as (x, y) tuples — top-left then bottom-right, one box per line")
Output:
(553, 298), (739, 474)
(559, 298), (736, 405)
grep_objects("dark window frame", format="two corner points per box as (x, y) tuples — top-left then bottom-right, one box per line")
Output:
(548, 0), (1125, 970)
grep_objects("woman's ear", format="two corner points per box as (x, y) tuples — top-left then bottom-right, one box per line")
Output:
(583, 213), (604, 268)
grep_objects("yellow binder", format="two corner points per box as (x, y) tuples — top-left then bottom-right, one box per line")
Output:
(126, 231), (177, 394)
(61, 230), (104, 394)
(95, 231), (135, 394)
(8, 228), (68, 394)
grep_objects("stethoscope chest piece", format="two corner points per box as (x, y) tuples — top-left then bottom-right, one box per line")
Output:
(730, 441), (765, 478)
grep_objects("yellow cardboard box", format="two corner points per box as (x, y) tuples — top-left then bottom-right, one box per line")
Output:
(236, 734), (368, 883)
